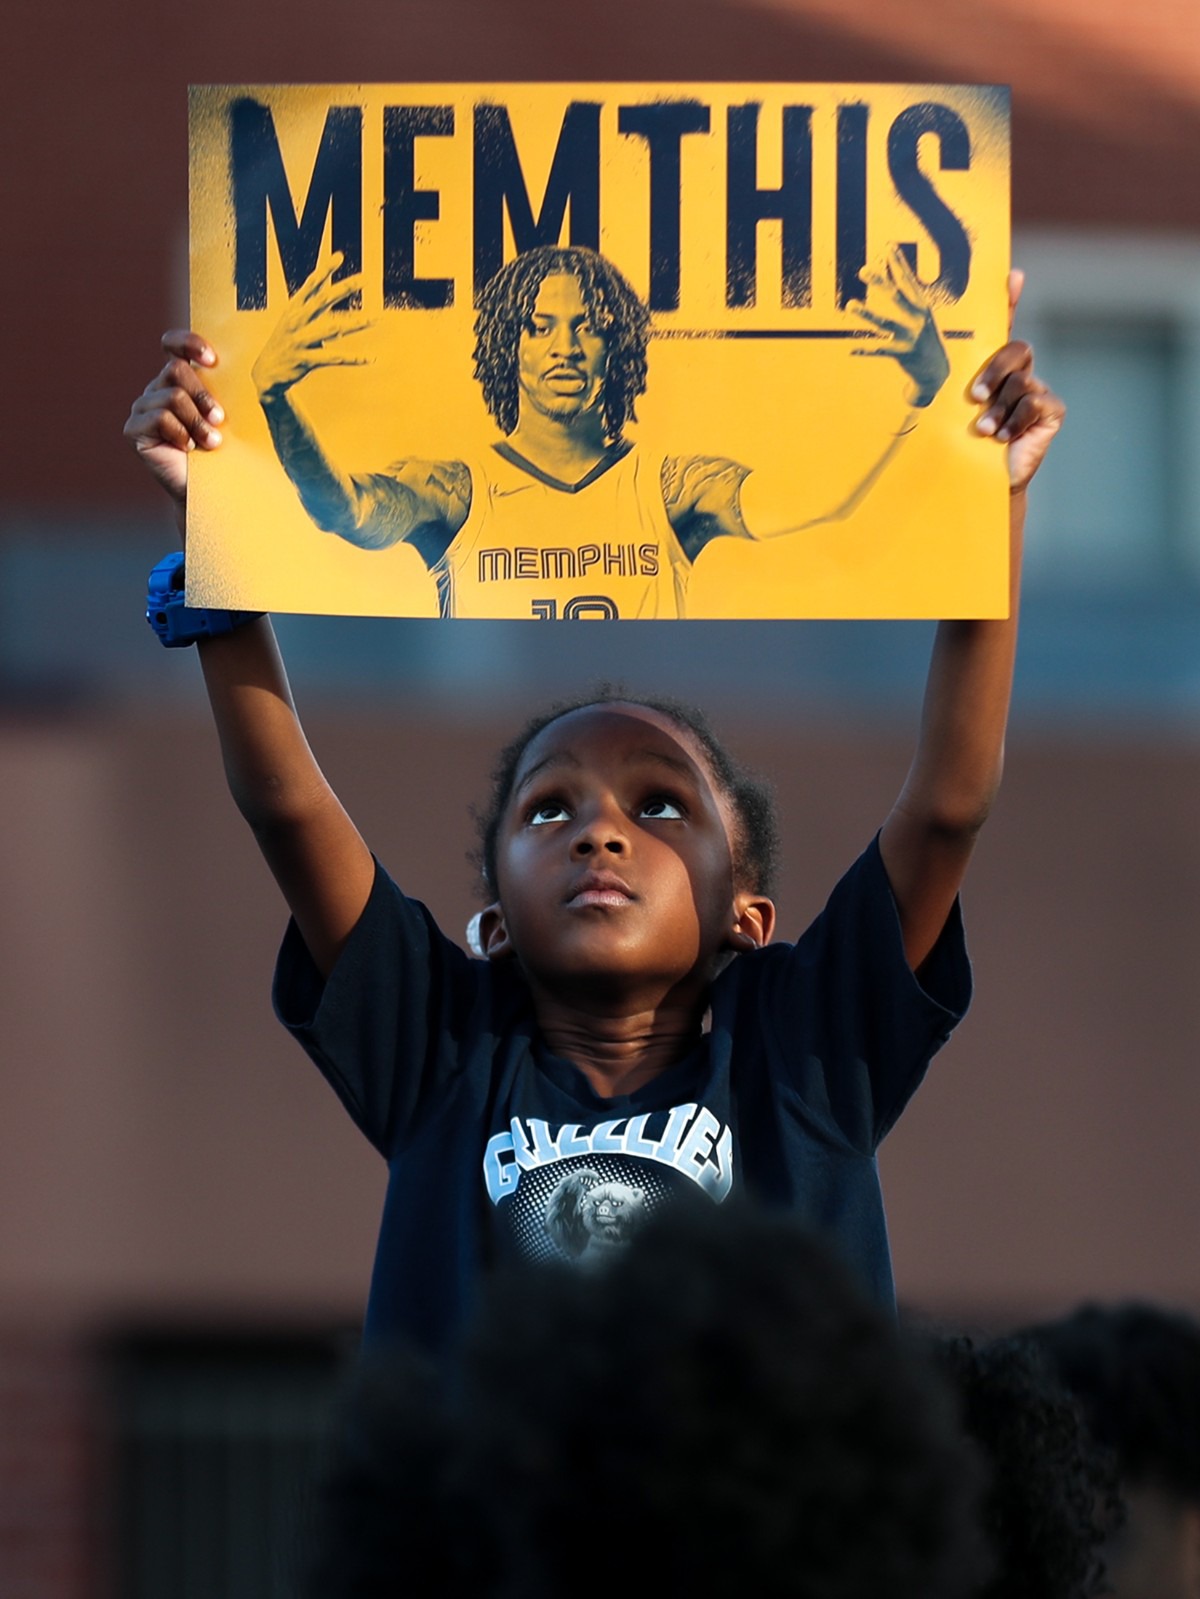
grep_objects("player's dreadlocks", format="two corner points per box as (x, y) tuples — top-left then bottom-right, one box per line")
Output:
(472, 245), (650, 440)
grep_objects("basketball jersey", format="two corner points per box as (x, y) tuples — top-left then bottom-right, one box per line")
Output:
(428, 441), (691, 620)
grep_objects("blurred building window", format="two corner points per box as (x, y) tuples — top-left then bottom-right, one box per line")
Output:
(1014, 231), (1200, 594)
(1024, 315), (1180, 586)
(108, 1329), (352, 1599)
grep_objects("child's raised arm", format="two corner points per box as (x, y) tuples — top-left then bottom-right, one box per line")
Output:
(878, 274), (1066, 970)
(125, 331), (375, 977)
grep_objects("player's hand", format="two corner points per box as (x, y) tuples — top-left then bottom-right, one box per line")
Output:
(972, 271), (1066, 492)
(848, 244), (950, 407)
(123, 331), (224, 509)
(251, 254), (373, 402)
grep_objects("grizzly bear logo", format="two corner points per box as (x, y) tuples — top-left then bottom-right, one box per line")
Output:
(544, 1169), (647, 1263)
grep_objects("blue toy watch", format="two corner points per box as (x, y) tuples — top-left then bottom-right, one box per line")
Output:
(146, 552), (263, 647)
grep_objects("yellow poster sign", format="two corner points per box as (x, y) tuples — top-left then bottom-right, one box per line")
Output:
(187, 83), (1011, 620)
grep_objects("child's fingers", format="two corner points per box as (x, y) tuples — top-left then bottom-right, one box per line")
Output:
(161, 329), (217, 368)
(993, 392), (1041, 443)
(974, 368), (1061, 441)
(153, 351), (223, 410)
(978, 374), (1041, 439)
(970, 337), (1034, 394)
(128, 376), (223, 450)
(153, 355), (225, 425)
(995, 382), (1064, 444)
(149, 393), (220, 451)
(969, 339), (1033, 404)
(973, 372), (1032, 436)
(123, 395), (194, 454)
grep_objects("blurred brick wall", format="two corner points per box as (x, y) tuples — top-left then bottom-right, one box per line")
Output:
(0, 1329), (106, 1599)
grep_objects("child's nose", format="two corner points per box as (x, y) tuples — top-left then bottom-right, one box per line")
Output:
(570, 807), (629, 857)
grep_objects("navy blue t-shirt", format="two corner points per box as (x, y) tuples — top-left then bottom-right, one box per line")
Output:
(274, 836), (970, 1355)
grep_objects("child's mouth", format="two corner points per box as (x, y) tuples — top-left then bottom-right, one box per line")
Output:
(565, 871), (635, 908)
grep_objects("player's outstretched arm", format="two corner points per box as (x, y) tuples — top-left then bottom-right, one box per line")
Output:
(125, 331), (375, 978)
(740, 247), (952, 538)
(878, 273), (1065, 971)
(253, 257), (470, 550)
(665, 247), (952, 545)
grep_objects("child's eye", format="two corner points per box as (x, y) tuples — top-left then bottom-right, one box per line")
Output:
(528, 800), (571, 825)
(640, 797), (684, 820)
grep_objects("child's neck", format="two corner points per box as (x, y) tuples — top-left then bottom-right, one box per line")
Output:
(535, 996), (705, 1099)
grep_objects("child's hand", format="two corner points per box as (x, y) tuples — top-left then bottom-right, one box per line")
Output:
(123, 331), (224, 508)
(971, 271), (1066, 493)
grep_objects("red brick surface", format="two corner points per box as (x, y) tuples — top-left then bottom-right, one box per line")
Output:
(0, 1330), (107, 1599)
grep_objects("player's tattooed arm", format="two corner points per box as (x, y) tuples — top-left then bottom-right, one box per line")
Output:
(251, 255), (470, 550)
(348, 459), (473, 550)
(259, 396), (472, 549)
(661, 454), (753, 557)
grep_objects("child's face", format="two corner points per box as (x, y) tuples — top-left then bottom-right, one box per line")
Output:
(486, 704), (769, 1005)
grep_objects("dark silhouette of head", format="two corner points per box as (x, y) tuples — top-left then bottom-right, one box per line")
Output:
(475, 1202), (989, 1597)
(1017, 1302), (1200, 1503)
(927, 1331), (1120, 1599)
(1017, 1301), (1200, 1599)
(306, 1201), (993, 1598)
(473, 245), (650, 440)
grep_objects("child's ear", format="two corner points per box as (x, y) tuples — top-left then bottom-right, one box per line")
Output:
(727, 893), (776, 952)
(477, 903), (514, 961)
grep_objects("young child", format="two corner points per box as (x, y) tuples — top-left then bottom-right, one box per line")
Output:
(125, 274), (1063, 1355)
